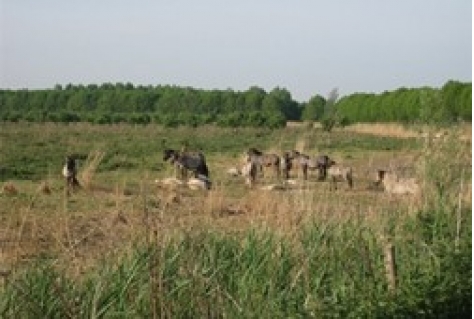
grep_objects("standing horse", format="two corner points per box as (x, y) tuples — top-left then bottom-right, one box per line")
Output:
(163, 149), (210, 179)
(327, 162), (353, 190)
(62, 156), (80, 193)
(309, 155), (336, 180)
(283, 151), (335, 180)
(240, 153), (258, 187)
(282, 150), (310, 180)
(246, 148), (281, 179)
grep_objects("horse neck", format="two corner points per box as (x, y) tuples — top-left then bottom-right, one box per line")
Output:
(67, 161), (75, 170)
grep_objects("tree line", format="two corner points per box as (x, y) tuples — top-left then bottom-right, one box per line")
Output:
(335, 81), (471, 125)
(0, 80), (470, 127)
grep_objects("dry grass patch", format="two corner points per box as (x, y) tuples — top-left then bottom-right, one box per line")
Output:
(1, 182), (19, 196)
(342, 123), (420, 138)
(79, 150), (105, 190)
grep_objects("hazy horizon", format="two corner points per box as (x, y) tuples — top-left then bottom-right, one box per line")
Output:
(1, 0), (471, 102)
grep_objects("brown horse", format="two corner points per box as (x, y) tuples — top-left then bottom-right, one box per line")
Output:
(282, 151), (336, 180)
(246, 148), (281, 179)
(282, 150), (309, 180)
(308, 155), (336, 180)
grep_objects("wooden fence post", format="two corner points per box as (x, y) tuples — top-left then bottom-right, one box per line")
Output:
(383, 238), (397, 294)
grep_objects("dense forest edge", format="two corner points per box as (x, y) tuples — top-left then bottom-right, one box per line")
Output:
(0, 80), (470, 128)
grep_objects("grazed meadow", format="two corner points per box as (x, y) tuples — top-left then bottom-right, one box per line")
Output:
(0, 122), (471, 317)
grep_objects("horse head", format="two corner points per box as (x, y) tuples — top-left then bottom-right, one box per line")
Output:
(163, 149), (178, 163)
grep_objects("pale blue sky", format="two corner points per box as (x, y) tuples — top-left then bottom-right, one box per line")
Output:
(1, 0), (471, 101)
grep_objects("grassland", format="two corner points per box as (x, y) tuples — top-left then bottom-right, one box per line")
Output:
(0, 122), (471, 317)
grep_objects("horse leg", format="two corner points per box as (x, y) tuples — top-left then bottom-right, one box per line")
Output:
(174, 164), (180, 179)
(346, 175), (353, 189)
(303, 165), (308, 180)
(65, 176), (72, 196)
(274, 164), (280, 180)
(72, 176), (80, 191)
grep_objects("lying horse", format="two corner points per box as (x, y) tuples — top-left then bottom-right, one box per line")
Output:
(246, 148), (281, 179)
(163, 149), (210, 179)
(375, 169), (419, 195)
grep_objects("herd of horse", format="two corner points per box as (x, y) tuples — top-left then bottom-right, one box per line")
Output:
(62, 147), (418, 195)
(161, 147), (353, 191)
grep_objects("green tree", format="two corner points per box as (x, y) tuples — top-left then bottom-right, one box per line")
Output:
(244, 86), (266, 110)
(302, 94), (325, 122)
(321, 88), (340, 131)
(264, 111), (286, 128)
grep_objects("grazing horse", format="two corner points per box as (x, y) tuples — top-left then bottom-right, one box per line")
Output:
(163, 149), (210, 179)
(310, 155), (336, 180)
(62, 156), (80, 193)
(283, 151), (336, 180)
(246, 148), (281, 179)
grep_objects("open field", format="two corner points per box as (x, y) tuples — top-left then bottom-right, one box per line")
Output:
(0, 122), (471, 317)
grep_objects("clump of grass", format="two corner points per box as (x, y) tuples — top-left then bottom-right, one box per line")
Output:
(1, 182), (18, 196)
(79, 151), (105, 190)
(37, 181), (51, 195)
(417, 128), (471, 211)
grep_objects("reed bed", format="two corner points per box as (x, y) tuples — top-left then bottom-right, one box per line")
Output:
(1, 207), (470, 318)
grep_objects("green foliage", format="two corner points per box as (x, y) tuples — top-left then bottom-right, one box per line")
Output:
(0, 84), (300, 129)
(301, 94), (326, 122)
(3, 210), (471, 317)
(321, 88), (349, 132)
(1, 81), (470, 127)
(336, 81), (471, 124)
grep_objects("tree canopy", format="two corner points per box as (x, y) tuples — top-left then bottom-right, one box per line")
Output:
(0, 80), (470, 127)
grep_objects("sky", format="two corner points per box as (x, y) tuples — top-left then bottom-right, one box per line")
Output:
(0, 0), (471, 102)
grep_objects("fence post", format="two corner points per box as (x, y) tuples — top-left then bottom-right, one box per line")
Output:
(383, 238), (397, 294)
